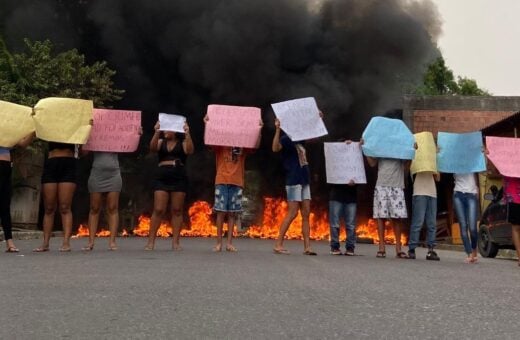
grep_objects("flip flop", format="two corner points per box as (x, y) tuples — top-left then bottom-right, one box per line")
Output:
(213, 244), (222, 252)
(33, 247), (50, 253)
(273, 248), (290, 255)
(376, 251), (386, 258)
(5, 246), (19, 253)
(303, 250), (317, 256)
(59, 247), (71, 252)
(81, 245), (94, 251)
(108, 245), (118, 251)
(144, 245), (154, 251)
(396, 251), (409, 259)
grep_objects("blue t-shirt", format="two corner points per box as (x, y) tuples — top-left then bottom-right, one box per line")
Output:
(280, 135), (310, 186)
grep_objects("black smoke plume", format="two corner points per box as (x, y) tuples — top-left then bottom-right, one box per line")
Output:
(1, 0), (441, 219)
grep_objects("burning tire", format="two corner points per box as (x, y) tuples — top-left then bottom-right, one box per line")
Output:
(478, 226), (499, 258)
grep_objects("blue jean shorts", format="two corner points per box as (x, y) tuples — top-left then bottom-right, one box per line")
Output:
(285, 184), (311, 202)
(214, 184), (243, 212)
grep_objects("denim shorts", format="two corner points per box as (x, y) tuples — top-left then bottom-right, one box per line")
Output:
(214, 184), (243, 212)
(285, 184), (311, 202)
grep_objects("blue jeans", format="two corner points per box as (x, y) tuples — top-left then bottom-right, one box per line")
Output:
(453, 191), (478, 254)
(329, 201), (357, 250)
(409, 195), (437, 251)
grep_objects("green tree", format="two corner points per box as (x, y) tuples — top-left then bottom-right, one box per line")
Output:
(416, 56), (490, 96)
(0, 38), (124, 106)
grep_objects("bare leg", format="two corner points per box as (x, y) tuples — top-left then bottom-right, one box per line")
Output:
(512, 225), (520, 264)
(301, 199), (312, 252)
(377, 218), (386, 252)
(393, 219), (402, 253)
(85, 192), (102, 249)
(57, 182), (76, 251)
(36, 183), (58, 251)
(170, 192), (185, 250)
(226, 213), (236, 251)
(215, 212), (225, 251)
(146, 191), (169, 250)
(274, 201), (300, 251)
(106, 191), (120, 249)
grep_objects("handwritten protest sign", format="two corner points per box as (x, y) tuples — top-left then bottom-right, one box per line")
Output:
(437, 131), (486, 173)
(159, 113), (186, 133)
(324, 142), (366, 184)
(204, 105), (261, 148)
(33, 97), (93, 144)
(0, 101), (35, 147)
(271, 97), (328, 141)
(361, 117), (415, 160)
(83, 109), (141, 152)
(410, 132), (437, 174)
(486, 136), (520, 177)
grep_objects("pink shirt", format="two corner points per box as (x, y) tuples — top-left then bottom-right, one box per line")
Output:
(504, 176), (520, 204)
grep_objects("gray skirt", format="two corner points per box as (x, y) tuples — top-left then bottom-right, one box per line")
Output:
(88, 167), (122, 193)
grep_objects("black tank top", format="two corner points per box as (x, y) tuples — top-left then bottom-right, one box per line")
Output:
(158, 140), (187, 164)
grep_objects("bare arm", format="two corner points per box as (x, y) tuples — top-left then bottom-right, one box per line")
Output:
(434, 172), (441, 182)
(366, 156), (377, 167)
(272, 118), (282, 153)
(182, 122), (194, 155)
(150, 121), (161, 153)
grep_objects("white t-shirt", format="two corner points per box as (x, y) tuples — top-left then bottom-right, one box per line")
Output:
(454, 173), (478, 194)
(413, 172), (437, 198)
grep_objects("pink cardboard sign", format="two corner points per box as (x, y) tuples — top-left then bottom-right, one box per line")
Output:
(83, 109), (141, 152)
(486, 136), (520, 177)
(204, 105), (261, 148)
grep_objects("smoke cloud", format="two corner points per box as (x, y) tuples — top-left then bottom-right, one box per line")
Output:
(1, 0), (441, 204)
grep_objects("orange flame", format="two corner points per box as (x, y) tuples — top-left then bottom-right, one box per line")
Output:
(72, 197), (406, 244)
(71, 224), (130, 238)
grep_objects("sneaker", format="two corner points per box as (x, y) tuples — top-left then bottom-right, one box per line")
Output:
(407, 250), (416, 259)
(344, 248), (355, 256)
(330, 249), (342, 255)
(426, 250), (440, 261)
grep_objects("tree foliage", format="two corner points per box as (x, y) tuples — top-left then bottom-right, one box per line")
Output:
(416, 57), (490, 96)
(0, 38), (124, 106)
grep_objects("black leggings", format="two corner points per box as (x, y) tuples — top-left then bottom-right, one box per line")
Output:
(0, 161), (13, 240)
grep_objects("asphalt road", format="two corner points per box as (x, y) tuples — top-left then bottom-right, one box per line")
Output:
(1, 237), (519, 340)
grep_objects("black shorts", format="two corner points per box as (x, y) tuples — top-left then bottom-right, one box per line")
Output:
(508, 202), (520, 225)
(41, 157), (77, 184)
(152, 165), (188, 193)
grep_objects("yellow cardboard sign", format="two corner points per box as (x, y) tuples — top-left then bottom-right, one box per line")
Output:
(411, 131), (437, 174)
(0, 101), (35, 147)
(33, 98), (93, 144)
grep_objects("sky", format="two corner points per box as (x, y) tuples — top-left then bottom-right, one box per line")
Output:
(431, 0), (520, 96)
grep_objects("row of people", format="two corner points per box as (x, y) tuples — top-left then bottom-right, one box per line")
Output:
(2, 117), (519, 266)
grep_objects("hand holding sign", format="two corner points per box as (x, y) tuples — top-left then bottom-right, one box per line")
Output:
(271, 97), (328, 141)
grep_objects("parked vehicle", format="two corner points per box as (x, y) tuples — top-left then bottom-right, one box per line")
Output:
(478, 186), (515, 257)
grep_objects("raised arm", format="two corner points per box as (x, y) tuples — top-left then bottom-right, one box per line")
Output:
(182, 122), (194, 155)
(150, 121), (161, 153)
(272, 118), (282, 153)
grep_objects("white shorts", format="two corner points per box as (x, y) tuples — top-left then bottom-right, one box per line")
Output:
(373, 186), (407, 219)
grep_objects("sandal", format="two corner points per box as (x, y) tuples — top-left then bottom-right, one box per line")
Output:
(273, 248), (290, 255)
(108, 245), (118, 251)
(303, 250), (317, 256)
(59, 246), (71, 252)
(396, 251), (409, 259)
(213, 244), (222, 252)
(33, 246), (50, 253)
(5, 246), (19, 253)
(226, 245), (238, 252)
(376, 251), (386, 258)
(82, 245), (94, 251)
(144, 245), (154, 251)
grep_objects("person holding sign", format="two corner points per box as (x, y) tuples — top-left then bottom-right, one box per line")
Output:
(407, 172), (441, 260)
(453, 173), (480, 263)
(144, 121), (194, 251)
(272, 118), (317, 255)
(204, 114), (262, 252)
(34, 142), (79, 252)
(328, 140), (361, 256)
(365, 154), (411, 259)
(0, 132), (35, 253)
(503, 176), (520, 266)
